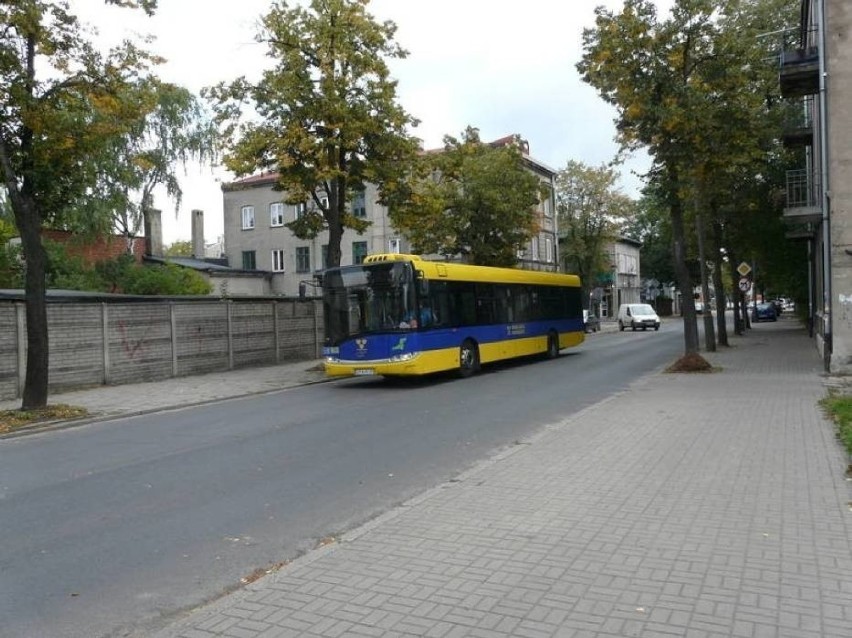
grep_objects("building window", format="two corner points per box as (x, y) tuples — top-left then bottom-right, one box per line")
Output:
(321, 244), (329, 270)
(294, 202), (307, 220)
(545, 237), (553, 263)
(242, 250), (256, 270)
(352, 241), (368, 264)
(270, 202), (285, 227)
(296, 246), (311, 273)
(531, 237), (539, 261)
(272, 249), (285, 272)
(352, 190), (366, 218)
(541, 187), (553, 218)
(241, 206), (255, 230)
(388, 237), (401, 253)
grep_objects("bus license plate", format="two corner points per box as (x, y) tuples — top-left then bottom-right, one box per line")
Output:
(354, 368), (375, 376)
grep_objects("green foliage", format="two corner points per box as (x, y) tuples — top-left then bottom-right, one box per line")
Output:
(820, 393), (852, 457)
(0, 209), (21, 287)
(206, 0), (419, 267)
(624, 188), (676, 284)
(43, 241), (104, 291)
(164, 240), (193, 257)
(0, 245), (23, 288)
(120, 263), (211, 295)
(40, 241), (210, 295)
(556, 160), (635, 292)
(387, 128), (543, 267)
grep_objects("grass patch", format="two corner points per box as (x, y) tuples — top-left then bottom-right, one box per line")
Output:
(0, 404), (88, 435)
(820, 393), (852, 456)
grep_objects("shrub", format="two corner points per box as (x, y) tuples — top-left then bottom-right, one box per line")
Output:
(120, 262), (211, 295)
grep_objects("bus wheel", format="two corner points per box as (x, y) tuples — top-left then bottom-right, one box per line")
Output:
(546, 331), (560, 358)
(459, 340), (479, 378)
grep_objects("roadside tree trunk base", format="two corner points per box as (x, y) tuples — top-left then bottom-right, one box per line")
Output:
(666, 352), (713, 373)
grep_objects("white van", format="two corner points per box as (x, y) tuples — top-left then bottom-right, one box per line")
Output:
(617, 303), (660, 331)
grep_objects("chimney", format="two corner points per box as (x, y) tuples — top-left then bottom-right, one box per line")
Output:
(144, 208), (163, 257)
(191, 209), (205, 259)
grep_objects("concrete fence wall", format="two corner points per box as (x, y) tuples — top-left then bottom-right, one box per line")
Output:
(0, 298), (323, 401)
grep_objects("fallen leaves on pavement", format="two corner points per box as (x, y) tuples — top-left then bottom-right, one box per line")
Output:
(0, 404), (88, 435)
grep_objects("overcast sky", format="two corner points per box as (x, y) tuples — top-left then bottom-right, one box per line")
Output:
(76, 0), (674, 245)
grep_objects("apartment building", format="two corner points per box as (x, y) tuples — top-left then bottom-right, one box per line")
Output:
(220, 137), (559, 297)
(779, 0), (851, 372)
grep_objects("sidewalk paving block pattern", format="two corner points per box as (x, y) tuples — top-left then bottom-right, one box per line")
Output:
(154, 327), (852, 638)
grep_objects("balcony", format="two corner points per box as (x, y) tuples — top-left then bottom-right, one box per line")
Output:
(781, 96), (814, 148)
(785, 225), (816, 241)
(779, 27), (819, 98)
(783, 169), (822, 225)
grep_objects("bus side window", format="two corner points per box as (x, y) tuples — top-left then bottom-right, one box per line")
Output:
(449, 282), (476, 326)
(427, 281), (449, 327)
(496, 285), (512, 324)
(513, 285), (530, 323)
(475, 284), (496, 324)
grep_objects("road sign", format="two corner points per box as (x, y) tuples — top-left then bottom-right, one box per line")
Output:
(737, 262), (751, 277)
(738, 277), (751, 292)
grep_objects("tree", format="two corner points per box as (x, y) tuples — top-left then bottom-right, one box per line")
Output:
(206, 0), (419, 268)
(578, 0), (794, 360)
(556, 160), (635, 300)
(0, 0), (160, 409)
(624, 189), (675, 286)
(387, 128), (543, 267)
(109, 83), (218, 250)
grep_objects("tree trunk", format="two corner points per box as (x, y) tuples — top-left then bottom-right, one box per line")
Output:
(326, 201), (344, 268)
(711, 220), (728, 347)
(670, 196), (700, 354)
(13, 196), (49, 409)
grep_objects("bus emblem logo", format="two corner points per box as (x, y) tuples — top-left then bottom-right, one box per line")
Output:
(391, 337), (407, 352)
(355, 338), (367, 356)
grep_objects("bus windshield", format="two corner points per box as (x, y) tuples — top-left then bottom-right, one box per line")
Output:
(322, 261), (418, 345)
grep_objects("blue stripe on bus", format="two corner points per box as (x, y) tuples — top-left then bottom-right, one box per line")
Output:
(333, 318), (583, 361)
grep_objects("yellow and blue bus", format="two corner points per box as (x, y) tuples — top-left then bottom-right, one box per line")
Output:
(321, 254), (585, 378)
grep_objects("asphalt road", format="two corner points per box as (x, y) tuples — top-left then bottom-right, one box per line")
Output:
(0, 323), (684, 638)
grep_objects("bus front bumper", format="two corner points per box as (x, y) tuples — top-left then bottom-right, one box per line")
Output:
(324, 356), (422, 377)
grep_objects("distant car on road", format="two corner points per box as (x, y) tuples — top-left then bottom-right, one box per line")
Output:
(752, 302), (777, 322)
(617, 303), (661, 331)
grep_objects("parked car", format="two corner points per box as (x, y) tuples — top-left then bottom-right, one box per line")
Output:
(752, 302), (777, 322)
(583, 310), (600, 333)
(617, 303), (661, 331)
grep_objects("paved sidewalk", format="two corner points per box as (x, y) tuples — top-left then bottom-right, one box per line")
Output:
(0, 359), (328, 429)
(137, 321), (852, 638)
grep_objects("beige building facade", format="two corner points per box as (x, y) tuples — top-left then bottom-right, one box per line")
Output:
(220, 140), (559, 297)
